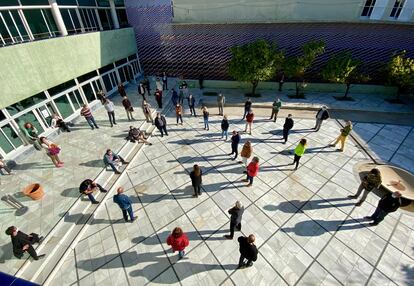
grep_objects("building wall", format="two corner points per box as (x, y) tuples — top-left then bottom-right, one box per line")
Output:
(172, 0), (414, 23)
(0, 28), (137, 108)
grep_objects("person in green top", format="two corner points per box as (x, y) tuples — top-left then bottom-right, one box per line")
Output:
(331, 120), (352, 152)
(269, 98), (282, 122)
(292, 138), (307, 170)
(348, 168), (382, 206)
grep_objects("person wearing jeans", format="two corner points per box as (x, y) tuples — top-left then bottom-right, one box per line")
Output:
(202, 106), (209, 130)
(166, 227), (189, 259)
(175, 104), (183, 125)
(5, 226), (45, 260)
(79, 179), (107, 204)
(221, 115), (229, 140)
(122, 96), (135, 121)
(229, 131), (241, 160)
(348, 168), (382, 206)
(292, 139), (307, 170)
(243, 157), (259, 187)
(113, 187), (135, 222)
(365, 192), (402, 226)
(188, 94), (196, 116)
(103, 149), (128, 174)
(81, 104), (99, 130)
(190, 164), (203, 198)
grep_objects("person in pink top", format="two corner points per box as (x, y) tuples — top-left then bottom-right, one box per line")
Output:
(243, 157), (259, 187)
(166, 227), (189, 259)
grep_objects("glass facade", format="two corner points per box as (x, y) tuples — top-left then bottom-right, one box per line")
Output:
(0, 53), (140, 157)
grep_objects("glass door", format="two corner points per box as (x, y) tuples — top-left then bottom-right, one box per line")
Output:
(68, 89), (84, 110)
(36, 103), (56, 128)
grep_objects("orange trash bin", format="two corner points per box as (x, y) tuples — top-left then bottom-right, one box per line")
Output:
(23, 183), (44, 200)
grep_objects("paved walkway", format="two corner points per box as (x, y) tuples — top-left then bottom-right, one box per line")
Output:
(46, 111), (414, 285)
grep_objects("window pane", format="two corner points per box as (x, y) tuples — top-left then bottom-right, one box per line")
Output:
(0, 14), (13, 45)
(54, 95), (74, 118)
(128, 54), (137, 61)
(43, 9), (58, 33)
(78, 0), (97, 6)
(81, 83), (96, 102)
(1, 0), (20, 6)
(10, 11), (29, 39)
(15, 111), (44, 134)
(2, 11), (19, 40)
(99, 63), (114, 74)
(24, 9), (50, 39)
(6, 93), (48, 116)
(115, 58), (127, 67)
(92, 80), (102, 93)
(115, 0), (125, 7)
(98, 9), (110, 30)
(78, 70), (98, 83)
(57, 0), (78, 4)
(97, 0), (110, 7)
(48, 79), (76, 96)
(102, 74), (112, 91)
(118, 68), (125, 82)
(0, 111), (6, 122)
(69, 90), (84, 110)
(116, 9), (128, 27)
(0, 125), (22, 154)
(20, 0), (49, 5)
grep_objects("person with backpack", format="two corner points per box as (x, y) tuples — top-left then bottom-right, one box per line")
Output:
(314, 105), (330, 131)
(348, 168), (382, 206)
(166, 227), (189, 259)
(221, 115), (229, 140)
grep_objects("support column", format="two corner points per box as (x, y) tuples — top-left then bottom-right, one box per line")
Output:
(109, 0), (120, 29)
(48, 0), (68, 36)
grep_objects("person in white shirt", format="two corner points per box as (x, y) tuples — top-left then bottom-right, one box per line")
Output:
(104, 99), (116, 127)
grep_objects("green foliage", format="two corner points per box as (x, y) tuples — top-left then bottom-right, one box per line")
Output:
(228, 39), (284, 95)
(387, 51), (414, 97)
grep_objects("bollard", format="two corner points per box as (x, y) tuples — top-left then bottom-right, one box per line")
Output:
(1, 194), (28, 216)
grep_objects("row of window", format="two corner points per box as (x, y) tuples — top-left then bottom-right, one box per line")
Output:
(0, 6), (128, 45)
(361, 0), (406, 19)
(0, 54), (140, 157)
(1, 0), (125, 7)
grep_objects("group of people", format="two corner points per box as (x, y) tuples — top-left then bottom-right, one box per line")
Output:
(4, 77), (405, 274)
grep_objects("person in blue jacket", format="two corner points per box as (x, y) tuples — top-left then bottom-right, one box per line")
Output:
(113, 187), (135, 222)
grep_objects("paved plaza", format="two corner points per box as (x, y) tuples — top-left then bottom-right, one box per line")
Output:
(0, 82), (413, 285)
(46, 106), (413, 285)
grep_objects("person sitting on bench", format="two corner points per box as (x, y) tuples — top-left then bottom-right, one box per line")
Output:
(103, 149), (128, 174)
(126, 126), (152, 145)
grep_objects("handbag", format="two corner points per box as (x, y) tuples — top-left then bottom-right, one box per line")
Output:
(129, 106), (134, 112)
(48, 145), (61, 155)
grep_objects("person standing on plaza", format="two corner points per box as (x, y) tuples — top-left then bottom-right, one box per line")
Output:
(221, 115), (229, 140)
(122, 95), (135, 121)
(225, 201), (244, 239)
(330, 120), (352, 152)
(240, 140), (252, 167)
(202, 106), (209, 130)
(242, 98), (252, 120)
(175, 103), (183, 125)
(154, 112), (168, 137)
(292, 139), (307, 170)
(81, 104), (99, 130)
(237, 234), (258, 269)
(282, 114), (294, 144)
(0, 159), (12, 175)
(79, 179), (107, 204)
(229, 130), (241, 160)
(104, 99), (116, 127)
(171, 88), (178, 105)
(113, 187), (135, 222)
(314, 105), (330, 131)
(39, 136), (63, 168)
(190, 164), (203, 198)
(348, 168), (382, 206)
(142, 100), (153, 124)
(143, 76), (151, 95)
(278, 70), (285, 92)
(269, 98), (282, 122)
(244, 110), (254, 135)
(166, 227), (189, 259)
(5, 226), (45, 260)
(97, 90), (107, 104)
(51, 113), (71, 132)
(178, 86), (184, 105)
(103, 148), (128, 174)
(118, 82), (126, 97)
(243, 157), (259, 187)
(138, 82), (146, 100)
(162, 72), (168, 90)
(217, 93), (225, 116)
(155, 89), (163, 108)
(188, 94), (196, 116)
(156, 77), (163, 91)
(23, 122), (42, 150)
(365, 191), (402, 226)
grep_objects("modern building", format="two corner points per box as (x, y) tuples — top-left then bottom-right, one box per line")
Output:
(126, 0), (414, 80)
(0, 0), (141, 158)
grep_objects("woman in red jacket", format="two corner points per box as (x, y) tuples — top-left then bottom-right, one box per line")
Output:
(243, 156), (259, 187)
(166, 227), (189, 259)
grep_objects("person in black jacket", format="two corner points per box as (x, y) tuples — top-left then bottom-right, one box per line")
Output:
(282, 114), (294, 144)
(314, 106), (330, 132)
(5, 226), (45, 260)
(79, 179), (107, 204)
(242, 98), (252, 120)
(237, 234), (258, 268)
(365, 191), (402, 226)
(154, 112), (168, 137)
(190, 164), (202, 198)
(221, 115), (229, 140)
(229, 131), (241, 160)
(225, 201), (244, 239)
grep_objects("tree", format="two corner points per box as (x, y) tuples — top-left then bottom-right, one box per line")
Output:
(387, 51), (414, 102)
(284, 40), (325, 97)
(321, 52), (369, 100)
(228, 39), (284, 96)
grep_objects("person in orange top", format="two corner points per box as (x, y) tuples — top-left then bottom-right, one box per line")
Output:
(166, 227), (189, 259)
(175, 104), (183, 125)
(244, 110), (254, 135)
(243, 157), (259, 187)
